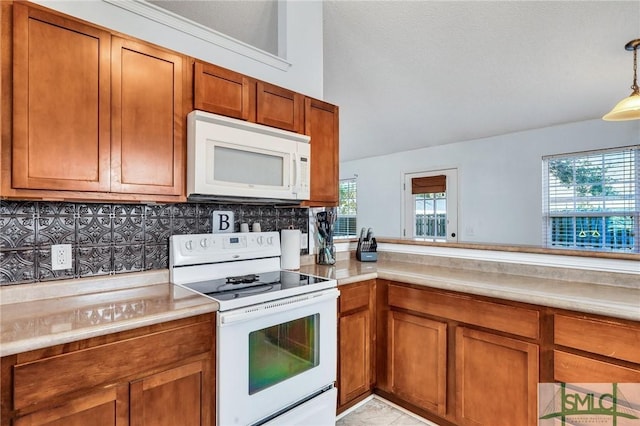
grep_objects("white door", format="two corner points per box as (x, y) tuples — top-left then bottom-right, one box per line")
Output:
(403, 168), (458, 242)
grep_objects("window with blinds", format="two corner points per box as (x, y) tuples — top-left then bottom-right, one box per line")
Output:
(335, 178), (357, 237)
(542, 145), (639, 253)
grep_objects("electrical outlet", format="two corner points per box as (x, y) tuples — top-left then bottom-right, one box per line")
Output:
(51, 244), (72, 270)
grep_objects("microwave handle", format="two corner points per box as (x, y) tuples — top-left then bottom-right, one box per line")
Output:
(293, 152), (301, 192)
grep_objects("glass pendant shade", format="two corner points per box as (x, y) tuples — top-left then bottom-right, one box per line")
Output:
(603, 39), (640, 121)
(602, 90), (640, 121)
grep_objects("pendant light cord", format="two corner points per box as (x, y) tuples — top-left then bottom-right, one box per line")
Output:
(627, 40), (640, 95)
(632, 46), (639, 94)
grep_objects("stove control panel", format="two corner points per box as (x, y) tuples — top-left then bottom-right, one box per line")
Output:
(170, 232), (281, 267)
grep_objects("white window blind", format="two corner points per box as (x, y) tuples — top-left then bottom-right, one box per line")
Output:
(542, 145), (639, 253)
(335, 178), (357, 237)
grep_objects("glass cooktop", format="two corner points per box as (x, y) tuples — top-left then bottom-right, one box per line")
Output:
(180, 270), (336, 309)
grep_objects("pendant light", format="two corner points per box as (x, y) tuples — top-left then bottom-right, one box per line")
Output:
(603, 39), (640, 121)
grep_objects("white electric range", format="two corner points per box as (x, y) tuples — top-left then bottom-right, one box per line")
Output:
(170, 231), (339, 426)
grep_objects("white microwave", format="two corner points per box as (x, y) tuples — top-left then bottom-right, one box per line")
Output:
(187, 110), (310, 202)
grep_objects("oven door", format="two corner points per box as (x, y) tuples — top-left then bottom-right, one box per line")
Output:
(217, 288), (339, 426)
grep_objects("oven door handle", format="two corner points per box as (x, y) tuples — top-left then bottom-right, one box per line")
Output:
(218, 288), (339, 326)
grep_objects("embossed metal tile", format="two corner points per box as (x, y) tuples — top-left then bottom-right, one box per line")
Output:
(0, 215), (36, 249)
(0, 249), (36, 285)
(2, 201), (310, 285)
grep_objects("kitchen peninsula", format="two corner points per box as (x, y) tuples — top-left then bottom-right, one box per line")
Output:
(2, 240), (638, 426)
(303, 241), (640, 426)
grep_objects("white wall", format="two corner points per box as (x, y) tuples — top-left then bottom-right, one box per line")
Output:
(341, 119), (640, 246)
(33, 0), (324, 98)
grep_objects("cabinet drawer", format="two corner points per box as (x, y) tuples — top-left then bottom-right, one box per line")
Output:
(554, 314), (640, 364)
(339, 281), (373, 313)
(554, 350), (640, 383)
(388, 284), (539, 339)
(13, 318), (213, 410)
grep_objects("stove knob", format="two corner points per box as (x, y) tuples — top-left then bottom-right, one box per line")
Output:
(200, 238), (209, 248)
(266, 236), (274, 246)
(185, 240), (193, 251)
(256, 236), (264, 245)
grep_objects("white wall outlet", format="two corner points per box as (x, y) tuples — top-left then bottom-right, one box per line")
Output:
(51, 244), (72, 270)
(300, 233), (308, 250)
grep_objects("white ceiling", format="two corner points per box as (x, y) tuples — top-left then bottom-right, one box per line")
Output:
(151, 1), (640, 162)
(322, 1), (640, 161)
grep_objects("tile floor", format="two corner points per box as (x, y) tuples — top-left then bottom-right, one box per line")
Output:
(336, 397), (439, 426)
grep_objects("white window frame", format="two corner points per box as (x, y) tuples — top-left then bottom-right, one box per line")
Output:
(542, 145), (639, 253)
(403, 168), (458, 242)
(335, 178), (357, 238)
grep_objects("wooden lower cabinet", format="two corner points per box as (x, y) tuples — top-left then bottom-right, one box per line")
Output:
(382, 281), (541, 426)
(337, 280), (375, 411)
(553, 312), (640, 383)
(388, 311), (447, 416)
(130, 361), (209, 426)
(2, 314), (215, 426)
(13, 386), (128, 426)
(455, 327), (539, 426)
(554, 350), (640, 383)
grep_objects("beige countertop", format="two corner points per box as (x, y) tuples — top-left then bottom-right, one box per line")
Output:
(0, 270), (218, 357)
(301, 257), (640, 322)
(2, 254), (638, 357)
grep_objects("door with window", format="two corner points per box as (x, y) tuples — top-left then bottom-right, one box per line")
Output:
(404, 169), (458, 242)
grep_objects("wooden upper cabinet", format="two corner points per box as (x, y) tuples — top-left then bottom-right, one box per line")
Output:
(256, 81), (304, 133)
(7, 3), (186, 201)
(12, 3), (111, 192)
(303, 97), (340, 206)
(194, 61), (256, 121)
(111, 37), (184, 196)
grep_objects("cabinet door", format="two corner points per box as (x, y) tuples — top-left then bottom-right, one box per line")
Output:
(256, 81), (303, 133)
(303, 98), (339, 206)
(339, 309), (371, 406)
(12, 3), (111, 192)
(388, 311), (447, 416)
(14, 386), (128, 426)
(194, 61), (256, 121)
(111, 37), (184, 196)
(455, 327), (538, 426)
(130, 360), (211, 426)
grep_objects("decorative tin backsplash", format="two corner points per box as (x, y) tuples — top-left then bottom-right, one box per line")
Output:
(0, 201), (309, 285)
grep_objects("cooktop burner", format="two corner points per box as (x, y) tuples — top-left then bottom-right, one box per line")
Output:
(226, 274), (259, 285)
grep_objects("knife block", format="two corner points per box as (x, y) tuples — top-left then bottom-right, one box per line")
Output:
(356, 237), (377, 262)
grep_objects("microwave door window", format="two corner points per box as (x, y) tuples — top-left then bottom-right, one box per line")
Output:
(214, 146), (285, 187)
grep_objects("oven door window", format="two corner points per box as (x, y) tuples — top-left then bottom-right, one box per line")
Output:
(248, 314), (319, 394)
